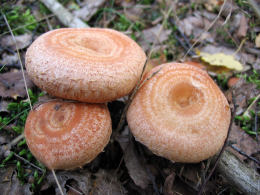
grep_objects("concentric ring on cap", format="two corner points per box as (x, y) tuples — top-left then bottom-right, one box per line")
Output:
(25, 28), (146, 103)
(24, 101), (112, 170)
(127, 62), (231, 163)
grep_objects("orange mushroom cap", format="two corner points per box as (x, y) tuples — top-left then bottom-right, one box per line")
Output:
(25, 28), (146, 103)
(24, 101), (112, 170)
(127, 62), (231, 163)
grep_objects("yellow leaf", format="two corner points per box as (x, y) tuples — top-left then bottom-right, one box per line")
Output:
(199, 52), (243, 71)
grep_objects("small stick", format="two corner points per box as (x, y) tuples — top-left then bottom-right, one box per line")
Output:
(183, 0), (227, 59)
(169, 17), (196, 56)
(13, 152), (44, 172)
(66, 184), (83, 195)
(114, 59), (148, 133)
(2, 13), (33, 110)
(254, 106), (258, 142)
(6, 134), (25, 149)
(40, 0), (88, 28)
(148, 6), (173, 59)
(243, 93), (260, 118)
(229, 144), (260, 165)
(248, 0), (260, 20)
(52, 169), (65, 195)
(115, 6), (173, 133)
(0, 14), (55, 37)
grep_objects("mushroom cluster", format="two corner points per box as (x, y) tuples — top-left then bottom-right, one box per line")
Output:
(127, 62), (231, 163)
(24, 28), (146, 170)
(25, 28), (231, 170)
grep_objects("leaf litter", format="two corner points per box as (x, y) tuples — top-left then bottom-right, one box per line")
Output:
(0, 71), (34, 99)
(0, 0), (260, 194)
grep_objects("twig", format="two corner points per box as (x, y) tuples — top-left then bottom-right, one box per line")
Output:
(183, 0), (228, 59)
(247, 0), (260, 20)
(115, 6), (173, 133)
(243, 93), (260, 119)
(233, 38), (247, 56)
(6, 134), (25, 149)
(254, 106), (258, 142)
(2, 13), (32, 110)
(66, 184), (83, 195)
(52, 169), (65, 195)
(0, 64), (6, 72)
(229, 144), (260, 165)
(148, 6), (173, 59)
(0, 14), (55, 37)
(114, 59), (148, 133)
(169, 17), (196, 56)
(0, 108), (30, 130)
(13, 152), (44, 172)
(40, 0), (88, 28)
(217, 150), (260, 194)
(198, 90), (236, 195)
(2, 11), (64, 195)
(44, 13), (53, 31)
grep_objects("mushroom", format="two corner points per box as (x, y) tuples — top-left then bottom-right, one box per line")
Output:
(127, 62), (231, 163)
(24, 100), (112, 170)
(25, 28), (146, 103)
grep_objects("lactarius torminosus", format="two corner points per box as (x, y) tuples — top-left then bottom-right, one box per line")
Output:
(127, 62), (231, 163)
(25, 28), (146, 103)
(24, 101), (112, 170)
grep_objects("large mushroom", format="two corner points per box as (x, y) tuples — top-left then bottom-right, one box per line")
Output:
(24, 100), (112, 170)
(25, 28), (146, 103)
(127, 62), (231, 163)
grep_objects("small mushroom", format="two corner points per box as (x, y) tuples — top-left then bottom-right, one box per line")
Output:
(127, 62), (231, 163)
(24, 100), (112, 170)
(25, 28), (146, 103)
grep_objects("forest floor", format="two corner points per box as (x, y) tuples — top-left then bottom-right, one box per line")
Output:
(0, 0), (259, 194)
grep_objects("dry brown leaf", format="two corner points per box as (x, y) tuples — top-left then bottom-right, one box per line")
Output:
(0, 33), (32, 50)
(44, 169), (90, 194)
(178, 13), (204, 36)
(0, 53), (18, 66)
(45, 168), (126, 195)
(231, 78), (259, 115)
(92, 170), (126, 195)
(236, 14), (248, 38)
(138, 24), (171, 51)
(122, 1), (143, 22)
(0, 71), (34, 99)
(145, 51), (167, 73)
(73, 0), (106, 21)
(178, 12), (213, 42)
(228, 124), (259, 161)
(116, 127), (150, 189)
(163, 172), (176, 195)
(0, 100), (10, 114)
(0, 165), (32, 195)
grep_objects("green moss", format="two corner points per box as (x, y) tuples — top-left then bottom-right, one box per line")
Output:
(4, 6), (37, 35)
